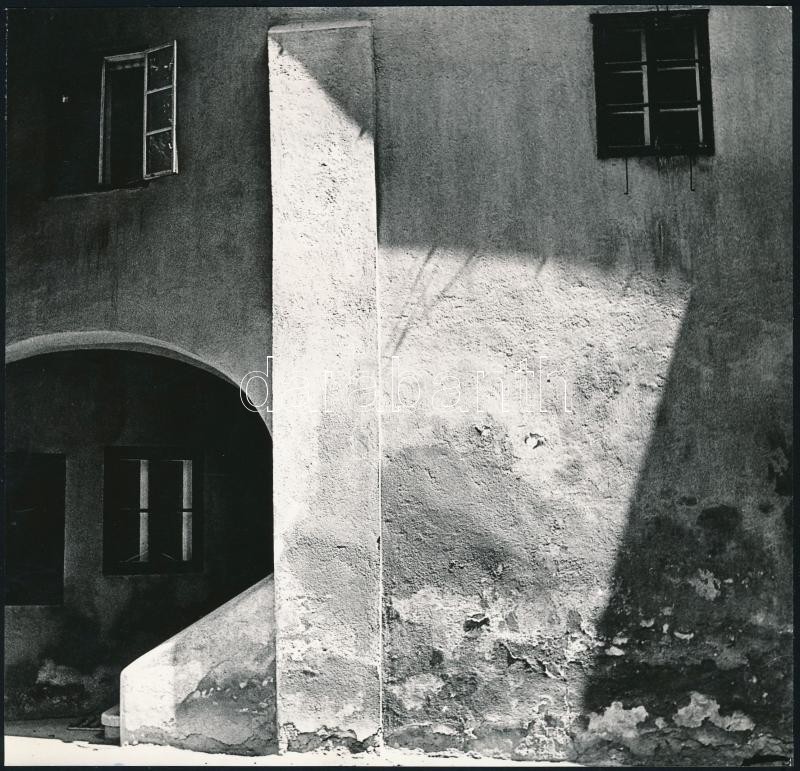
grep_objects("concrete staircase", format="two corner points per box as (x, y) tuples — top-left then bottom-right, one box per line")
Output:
(116, 575), (277, 755)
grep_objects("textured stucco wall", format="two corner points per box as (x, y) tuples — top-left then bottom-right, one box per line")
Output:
(366, 5), (792, 764)
(268, 21), (381, 752)
(4, 351), (272, 720)
(120, 576), (276, 755)
(6, 5), (793, 764)
(6, 7), (273, 390)
(263, 5), (791, 762)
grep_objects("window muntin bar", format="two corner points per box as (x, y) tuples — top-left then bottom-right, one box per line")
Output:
(592, 10), (712, 157)
(138, 459), (150, 562)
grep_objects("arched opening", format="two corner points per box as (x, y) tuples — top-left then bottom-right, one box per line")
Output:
(4, 348), (273, 724)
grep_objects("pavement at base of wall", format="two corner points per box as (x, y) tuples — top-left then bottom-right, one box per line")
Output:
(5, 720), (579, 767)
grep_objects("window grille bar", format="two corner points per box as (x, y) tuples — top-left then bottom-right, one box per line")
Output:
(172, 39), (178, 174)
(139, 513), (149, 562)
(98, 60), (106, 185)
(640, 29), (651, 146)
(139, 460), (149, 509)
(693, 28), (704, 144)
(182, 460), (193, 509)
(182, 513), (193, 562)
(181, 460), (193, 562)
(142, 50), (149, 180)
(138, 460), (150, 562)
(655, 63), (701, 71)
(603, 58), (700, 68)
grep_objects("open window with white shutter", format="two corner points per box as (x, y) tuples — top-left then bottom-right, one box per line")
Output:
(99, 40), (178, 187)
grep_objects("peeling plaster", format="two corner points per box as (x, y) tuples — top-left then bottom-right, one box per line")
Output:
(587, 702), (649, 741)
(673, 692), (756, 732)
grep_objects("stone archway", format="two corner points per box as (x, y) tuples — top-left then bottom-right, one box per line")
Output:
(4, 347), (273, 727)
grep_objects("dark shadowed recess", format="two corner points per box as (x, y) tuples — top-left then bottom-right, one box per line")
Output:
(4, 349), (272, 721)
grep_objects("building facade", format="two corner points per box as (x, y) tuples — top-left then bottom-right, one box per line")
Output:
(5, 5), (793, 765)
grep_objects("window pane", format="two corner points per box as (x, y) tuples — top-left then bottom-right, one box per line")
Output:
(605, 111), (646, 147)
(105, 458), (140, 510)
(115, 510), (144, 564)
(151, 461), (183, 564)
(653, 25), (695, 61)
(602, 28), (643, 62)
(105, 65), (145, 186)
(146, 132), (174, 175)
(605, 70), (645, 104)
(147, 46), (174, 90)
(656, 109), (700, 146)
(5, 454), (66, 605)
(151, 460), (182, 512)
(655, 68), (698, 105)
(146, 90), (172, 133)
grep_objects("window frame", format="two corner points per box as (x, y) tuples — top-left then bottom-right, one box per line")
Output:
(4, 452), (67, 606)
(591, 9), (714, 159)
(98, 40), (178, 187)
(103, 446), (203, 577)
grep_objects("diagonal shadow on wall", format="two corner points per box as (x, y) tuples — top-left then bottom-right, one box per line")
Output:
(268, 8), (793, 764)
(578, 286), (793, 764)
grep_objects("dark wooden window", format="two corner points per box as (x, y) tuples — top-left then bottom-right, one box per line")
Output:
(592, 10), (714, 158)
(104, 447), (202, 575)
(5, 453), (66, 605)
(99, 42), (178, 186)
(48, 40), (177, 195)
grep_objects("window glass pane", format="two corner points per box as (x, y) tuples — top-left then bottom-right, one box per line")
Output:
(151, 460), (182, 512)
(653, 25), (695, 61)
(116, 510), (144, 564)
(151, 461), (183, 564)
(656, 109), (700, 146)
(108, 458), (141, 510)
(147, 46), (173, 90)
(605, 111), (646, 147)
(602, 28), (643, 62)
(655, 68), (698, 105)
(146, 132), (173, 175)
(105, 65), (145, 186)
(5, 454), (66, 605)
(146, 89), (172, 132)
(605, 70), (645, 105)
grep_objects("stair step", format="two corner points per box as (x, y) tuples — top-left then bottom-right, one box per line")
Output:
(101, 704), (120, 741)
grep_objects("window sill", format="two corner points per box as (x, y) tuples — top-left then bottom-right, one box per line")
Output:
(598, 146), (715, 160)
(47, 182), (149, 201)
(103, 566), (204, 577)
